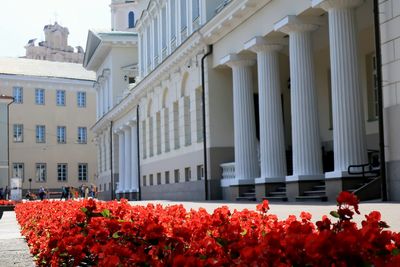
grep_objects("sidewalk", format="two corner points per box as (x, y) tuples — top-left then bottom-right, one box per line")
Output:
(131, 200), (400, 231)
(0, 211), (35, 267)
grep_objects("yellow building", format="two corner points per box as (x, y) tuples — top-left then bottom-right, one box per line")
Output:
(0, 57), (97, 195)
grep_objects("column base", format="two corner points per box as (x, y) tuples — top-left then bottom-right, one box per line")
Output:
(220, 178), (255, 187)
(255, 177), (285, 184)
(286, 179), (325, 202)
(286, 174), (324, 182)
(255, 181), (287, 201)
(325, 170), (350, 179)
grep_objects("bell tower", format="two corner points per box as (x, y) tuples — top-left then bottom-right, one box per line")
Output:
(110, 0), (149, 32)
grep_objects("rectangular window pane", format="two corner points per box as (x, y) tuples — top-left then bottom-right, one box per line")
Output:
(56, 90), (66, 106)
(78, 163), (88, 181)
(77, 91), (86, 108)
(57, 163), (67, 181)
(36, 125), (46, 143)
(162, 7), (167, 48)
(35, 89), (45, 105)
(57, 126), (66, 143)
(181, 0), (187, 30)
(78, 127), (87, 144)
(171, 0), (176, 39)
(13, 124), (23, 142)
(192, 0), (200, 20)
(36, 163), (46, 182)
(12, 163), (24, 180)
(13, 87), (23, 104)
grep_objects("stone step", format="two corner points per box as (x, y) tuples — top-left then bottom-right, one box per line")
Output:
(269, 191), (287, 196)
(296, 195), (328, 202)
(303, 190), (326, 196)
(276, 187), (287, 191)
(236, 196), (257, 201)
(313, 185), (326, 190)
(242, 192), (256, 197)
(263, 196), (288, 202)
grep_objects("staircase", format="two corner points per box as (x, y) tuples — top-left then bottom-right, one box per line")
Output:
(296, 182), (328, 202)
(236, 187), (257, 201)
(263, 183), (288, 202)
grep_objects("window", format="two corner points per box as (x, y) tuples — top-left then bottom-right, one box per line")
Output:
(128, 11), (135, 28)
(197, 165), (204, 180)
(13, 124), (23, 142)
(162, 7), (167, 49)
(143, 175), (147, 186)
(149, 174), (154, 186)
(57, 163), (67, 181)
(170, 0), (176, 39)
(57, 126), (66, 144)
(77, 92), (86, 107)
(56, 90), (66, 106)
(165, 171), (170, 184)
(36, 125), (46, 143)
(13, 87), (23, 104)
(185, 167), (191, 182)
(78, 127), (87, 144)
(157, 172), (161, 185)
(12, 163), (24, 180)
(174, 169), (180, 183)
(192, 0), (200, 20)
(36, 163), (46, 182)
(78, 163), (88, 181)
(35, 89), (45, 105)
(180, 0), (187, 30)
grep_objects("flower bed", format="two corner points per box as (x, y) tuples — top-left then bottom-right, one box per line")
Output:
(15, 192), (400, 266)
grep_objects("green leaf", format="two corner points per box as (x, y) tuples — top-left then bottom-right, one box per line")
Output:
(392, 248), (400, 256)
(81, 207), (88, 213)
(240, 229), (247, 236)
(330, 211), (340, 218)
(101, 209), (111, 218)
(112, 232), (120, 239)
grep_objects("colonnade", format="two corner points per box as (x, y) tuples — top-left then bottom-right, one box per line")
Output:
(221, 0), (367, 185)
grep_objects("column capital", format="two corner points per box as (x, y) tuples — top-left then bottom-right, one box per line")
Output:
(220, 54), (256, 68)
(312, 0), (363, 11)
(244, 36), (284, 53)
(94, 82), (100, 91)
(274, 15), (323, 34)
(114, 127), (124, 134)
(126, 120), (137, 127)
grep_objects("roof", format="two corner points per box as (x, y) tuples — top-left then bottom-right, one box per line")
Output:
(0, 57), (96, 81)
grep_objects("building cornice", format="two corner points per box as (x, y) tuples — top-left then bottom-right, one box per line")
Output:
(0, 73), (95, 86)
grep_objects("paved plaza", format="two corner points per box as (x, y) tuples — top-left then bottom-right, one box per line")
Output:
(1, 201), (399, 267)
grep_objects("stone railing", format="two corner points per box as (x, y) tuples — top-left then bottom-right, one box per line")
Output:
(220, 162), (235, 179)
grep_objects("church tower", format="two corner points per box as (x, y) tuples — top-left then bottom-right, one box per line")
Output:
(110, 0), (149, 32)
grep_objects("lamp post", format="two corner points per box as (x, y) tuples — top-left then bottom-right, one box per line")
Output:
(0, 95), (14, 189)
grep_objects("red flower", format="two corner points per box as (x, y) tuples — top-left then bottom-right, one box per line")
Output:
(256, 200), (269, 213)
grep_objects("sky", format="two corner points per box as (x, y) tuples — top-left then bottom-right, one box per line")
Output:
(0, 0), (111, 58)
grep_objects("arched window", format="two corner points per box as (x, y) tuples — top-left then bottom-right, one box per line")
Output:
(128, 11), (135, 28)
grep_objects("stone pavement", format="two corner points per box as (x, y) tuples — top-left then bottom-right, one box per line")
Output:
(131, 200), (400, 231)
(0, 211), (35, 267)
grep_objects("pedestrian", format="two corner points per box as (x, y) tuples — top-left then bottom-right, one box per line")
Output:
(5, 186), (9, 200)
(0, 188), (3, 200)
(60, 186), (67, 200)
(39, 186), (45, 201)
(84, 186), (89, 199)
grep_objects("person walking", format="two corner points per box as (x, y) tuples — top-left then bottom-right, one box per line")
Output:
(39, 186), (45, 201)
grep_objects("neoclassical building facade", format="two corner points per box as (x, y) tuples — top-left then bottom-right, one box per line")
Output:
(87, 0), (400, 202)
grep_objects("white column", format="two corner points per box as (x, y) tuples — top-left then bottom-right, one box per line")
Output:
(123, 124), (132, 193)
(104, 69), (112, 110)
(275, 16), (323, 181)
(313, 0), (368, 177)
(95, 83), (100, 118)
(98, 83), (104, 116)
(220, 54), (259, 182)
(130, 121), (139, 192)
(245, 37), (287, 182)
(117, 129), (125, 193)
(99, 77), (107, 114)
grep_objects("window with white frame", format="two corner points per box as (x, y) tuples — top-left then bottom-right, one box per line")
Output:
(170, 0), (176, 40)
(57, 163), (67, 181)
(185, 167), (191, 182)
(13, 124), (23, 142)
(36, 125), (46, 143)
(57, 126), (66, 144)
(56, 90), (66, 106)
(77, 91), (86, 107)
(180, 0), (187, 31)
(197, 164), (204, 180)
(77, 127), (87, 144)
(13, 87), (23, 104)
(13, 163), (24, 180)
(36, 163), (46, 182)
(162, 7), (167, 49)
(35, 89), (45, 105)
(174, 169), (180, 183)
(78, 163), (88, 181)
